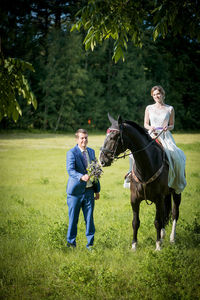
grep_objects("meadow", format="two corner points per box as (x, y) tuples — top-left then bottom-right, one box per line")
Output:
(0, 131), (200, 300)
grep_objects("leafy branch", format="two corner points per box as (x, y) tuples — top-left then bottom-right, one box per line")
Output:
(71, 0), (200, 63)
(0, 54), (37, 122)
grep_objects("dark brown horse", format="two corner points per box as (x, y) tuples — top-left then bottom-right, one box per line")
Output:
(99, 114), (181, 250)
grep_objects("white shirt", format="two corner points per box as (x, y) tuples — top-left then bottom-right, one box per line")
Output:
(78, 147), (93, 188)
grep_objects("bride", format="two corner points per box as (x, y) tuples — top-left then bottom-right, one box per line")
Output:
(124, 85), (186, 194)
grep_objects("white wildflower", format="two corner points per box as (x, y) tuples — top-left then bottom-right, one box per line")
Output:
(87, 159), (103, 183)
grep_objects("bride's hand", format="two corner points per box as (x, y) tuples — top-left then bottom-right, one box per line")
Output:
(163, 125), (168, 131)
(150, 126), (156, 132)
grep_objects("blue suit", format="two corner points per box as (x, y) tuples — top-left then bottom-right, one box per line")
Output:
(66, 144), (100, 247)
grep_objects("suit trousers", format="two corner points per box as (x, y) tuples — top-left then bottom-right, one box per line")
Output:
(67, 188), (95, 247)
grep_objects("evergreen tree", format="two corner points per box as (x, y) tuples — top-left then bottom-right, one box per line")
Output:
(37, 29), (88, 131)
(84, 39), (153, 129)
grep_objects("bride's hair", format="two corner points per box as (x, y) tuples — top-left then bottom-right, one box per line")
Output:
(151, 85), (165, 100)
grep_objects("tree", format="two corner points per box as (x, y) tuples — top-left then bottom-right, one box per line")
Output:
(0, 0), (38, 123)
(0, 0), (85, 123)
(77, 38), (154, 129)
(0, 52), (37, 122)
(71, 0), (200, 62)
(1, 0), (199, 130)
(38, 29), (88, 131)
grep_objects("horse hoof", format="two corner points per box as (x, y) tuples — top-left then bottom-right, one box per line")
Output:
(131, 242), (137, 251)
(155, 241), (161, 251)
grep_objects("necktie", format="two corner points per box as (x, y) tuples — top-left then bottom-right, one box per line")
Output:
(82, 151), (88, 168)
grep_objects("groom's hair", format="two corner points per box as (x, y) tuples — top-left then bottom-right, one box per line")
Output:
(75, 128), (88, 138)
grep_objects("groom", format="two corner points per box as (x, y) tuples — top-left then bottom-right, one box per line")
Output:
(66, 128), (100, 249)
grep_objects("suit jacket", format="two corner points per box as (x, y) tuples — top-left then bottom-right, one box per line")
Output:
(66, 145), (101, 196)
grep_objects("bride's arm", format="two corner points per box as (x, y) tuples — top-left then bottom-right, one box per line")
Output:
(144, 106), (155, 131)
(164, 107), (174, 131)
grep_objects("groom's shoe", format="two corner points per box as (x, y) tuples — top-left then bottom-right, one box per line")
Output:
(86, 245), (93, 251)
(67, 242), (76, 248)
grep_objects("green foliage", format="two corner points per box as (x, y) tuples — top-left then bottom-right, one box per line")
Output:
(80, 39), (153, 129)
(72, 0), (200, 62)
(38, 29), (88, 131)
(0, 56), (37, 122)
(0, 1), (199, 130)
(0, 132), (200, 299)
(152, 0), (200, 42)
(71, 0), (147, 62)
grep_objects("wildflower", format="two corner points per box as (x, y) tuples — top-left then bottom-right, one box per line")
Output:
(87, 159), (103, 183)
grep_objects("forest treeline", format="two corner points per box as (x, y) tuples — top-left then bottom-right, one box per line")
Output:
(1, 0), (200, 131)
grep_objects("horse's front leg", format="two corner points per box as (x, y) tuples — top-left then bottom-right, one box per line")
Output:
(131, 200), (140, 251)
(170, 192), (181, 243)
(154, 197), (165, 251)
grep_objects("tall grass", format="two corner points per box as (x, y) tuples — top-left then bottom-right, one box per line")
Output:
(0, 132), (200, 299)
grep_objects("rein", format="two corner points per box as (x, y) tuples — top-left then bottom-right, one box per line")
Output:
(117, 128), (165, 159)
(100, 125), (166, 205)
(101, 127), (165, 160)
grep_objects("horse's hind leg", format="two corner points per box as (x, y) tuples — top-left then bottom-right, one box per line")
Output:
(161, 193), (172, 240)
(170, 192), (181, 243)
(131, 201), (140, 251)
(154, 197), (165, 251)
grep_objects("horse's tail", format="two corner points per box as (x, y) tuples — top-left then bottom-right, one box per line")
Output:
(164, 193), (172, 226)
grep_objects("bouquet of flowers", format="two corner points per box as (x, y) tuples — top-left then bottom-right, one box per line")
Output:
(87, 159), (103, 183)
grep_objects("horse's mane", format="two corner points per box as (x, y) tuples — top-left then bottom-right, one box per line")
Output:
(124, 120), (152, 142)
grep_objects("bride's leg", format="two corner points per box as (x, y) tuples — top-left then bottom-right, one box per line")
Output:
(124, 155), (134, 188)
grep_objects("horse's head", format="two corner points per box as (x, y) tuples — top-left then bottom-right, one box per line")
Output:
(99, 113), (126, 166)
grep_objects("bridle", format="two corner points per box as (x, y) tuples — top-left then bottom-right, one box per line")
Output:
(100, 128), (122, 160)
(100, 125), (165, 161)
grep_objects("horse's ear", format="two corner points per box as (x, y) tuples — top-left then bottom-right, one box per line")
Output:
(118, 115), (123, 125)
(108, 113), (117, 125)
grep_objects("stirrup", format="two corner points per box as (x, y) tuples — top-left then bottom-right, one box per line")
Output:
(124, 172), (131, 188)
(124, 172), (131, 182)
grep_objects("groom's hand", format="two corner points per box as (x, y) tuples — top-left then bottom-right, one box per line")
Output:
(81, 174), (90, 182)
(94, 193), (100, 200)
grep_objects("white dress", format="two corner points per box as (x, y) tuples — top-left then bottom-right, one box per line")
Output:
(147, 104), (186, 194)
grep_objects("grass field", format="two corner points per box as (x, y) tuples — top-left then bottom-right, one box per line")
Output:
(0, 132), (200, 299)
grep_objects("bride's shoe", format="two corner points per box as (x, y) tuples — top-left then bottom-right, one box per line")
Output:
(123, 172), (131, 188)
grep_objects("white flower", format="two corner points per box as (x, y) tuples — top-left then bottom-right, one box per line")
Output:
(87, 159), (103, 183)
